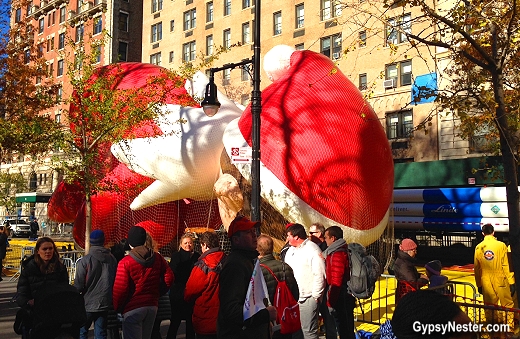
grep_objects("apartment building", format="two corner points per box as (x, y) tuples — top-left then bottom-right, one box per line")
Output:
(141, 0), (481, 163)
(3, 0), (144, 218)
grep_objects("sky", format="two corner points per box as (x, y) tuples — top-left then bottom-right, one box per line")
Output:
(0, 0), (10, 39)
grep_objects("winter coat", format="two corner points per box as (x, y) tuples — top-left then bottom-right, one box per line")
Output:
(393, 250), (422, 282)
(322, 238), (350, 308)
(0, 232), (7, 260)
(393, 250), (427, 302)
(217, 247), (270, 339)
(112, 246), (174, 314)
(74, 245), (118, 312)
(16, 255), (69, 308)
(258, 253), (299, 305)
(184, 248), (226, 335)
(169, 248), (200, 302)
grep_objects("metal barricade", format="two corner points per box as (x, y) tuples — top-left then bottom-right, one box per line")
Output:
(61, 257), (75, 284)
(4, 244), (23, 270)
(354, 275), (518, 338)
(354, 274), (398, 328)
(8, 246), (34, 281)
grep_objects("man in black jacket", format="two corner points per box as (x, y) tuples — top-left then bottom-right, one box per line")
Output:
(217, 216), (277, 339)
(29, 219), (39, 239)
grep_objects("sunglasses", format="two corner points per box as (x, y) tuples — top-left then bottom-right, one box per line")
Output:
(309, 231), (318, 234)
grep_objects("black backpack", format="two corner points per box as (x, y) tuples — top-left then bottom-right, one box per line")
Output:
(347, 243), (381, 299)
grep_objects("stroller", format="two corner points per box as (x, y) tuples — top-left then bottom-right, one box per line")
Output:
(16, 282), (87, 339)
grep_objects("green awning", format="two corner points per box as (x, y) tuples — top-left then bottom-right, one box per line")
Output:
(15, 192), (53, 203)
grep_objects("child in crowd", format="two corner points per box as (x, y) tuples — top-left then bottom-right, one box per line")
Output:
(425, 260), (449, 288)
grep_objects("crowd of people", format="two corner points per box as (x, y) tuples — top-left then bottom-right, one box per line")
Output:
(10, 218), (514, 339)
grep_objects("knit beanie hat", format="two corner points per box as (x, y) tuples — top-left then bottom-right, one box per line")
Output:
(399, 238), (417, 252)
(90, 229), (105, 246)
(128, 226), (147, 247)
(425, 260), (442, 276)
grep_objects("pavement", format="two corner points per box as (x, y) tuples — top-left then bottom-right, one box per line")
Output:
(0, 278), (180, 339)
(0, 280), (21, 339)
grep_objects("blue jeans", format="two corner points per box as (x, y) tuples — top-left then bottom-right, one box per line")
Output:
(80, 311), (108, 339)
(123, 306), (158, 339)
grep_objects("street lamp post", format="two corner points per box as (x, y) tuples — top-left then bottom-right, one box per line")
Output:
(201, 0), (262, 222)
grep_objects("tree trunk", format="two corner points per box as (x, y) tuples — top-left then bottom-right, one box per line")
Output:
(491, 69), (520, 307)
(84, 194), (92, 254)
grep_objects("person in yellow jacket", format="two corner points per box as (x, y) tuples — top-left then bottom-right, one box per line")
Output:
(474, 223), (515, 326)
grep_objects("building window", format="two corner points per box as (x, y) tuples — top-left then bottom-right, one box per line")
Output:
(47, 37), (54, 52)
(150, 52), (161, 65)
(273, 12), (282, 36)
(206, 2), (213, 22)
(57, 86), (63, 102)
(74, 53), (83, 70)
(241, 94), (250, 106)
(223, 69), (231, 85)
(321, 0), (341, 21)
(359, 73), (367, 90)
(59, 7), (66, 23)
(295, 43), (304, 50)
(400, 60), (412, 86)
(93, 17), (102, 35)
(170, 20), (175, 32)
(38, 44), (44, 58)
(76, 24), (84, 42)
(184, 9), (196, 31)
(119, 12), (129, 31)
(152, 0), (163, 13)
(470, 125), (491, 153)
(386, 110), (413, 139)
(206, 35), (213, 55)
(223, 29), (231, 48)
(47, 13), (52, 27)
(15, 8), (21, 23)
(241, 67), (249, 81)
(151, 22), (163, 42)
(242, 22), (250, 44)
(242, 0), (250, 9)
(385, 60), (412, 87)
(48, 63), (54, 77)
(224, 0), (231, 16)
(118, 41), (128, 61)
(94, 45), (101, 63)
(295, 3), (304, 29)
(55, 110), (61, 123)
(39, 18), (44, 34)
(24, 50), (30, 64)
(359, 31), (366, 47)
(320, 33), (342, 59)
(169, 51), (174, 63)
(57, 59), (64, 77)
(183, 41), (196, 62)
(58, 33), (65, 49)
(386, 13), (411, 46)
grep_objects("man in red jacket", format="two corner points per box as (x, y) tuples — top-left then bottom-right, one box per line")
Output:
(113, 226), (174, 339)
(322, 226), (355, 339)
(185, 231), (226, 339)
